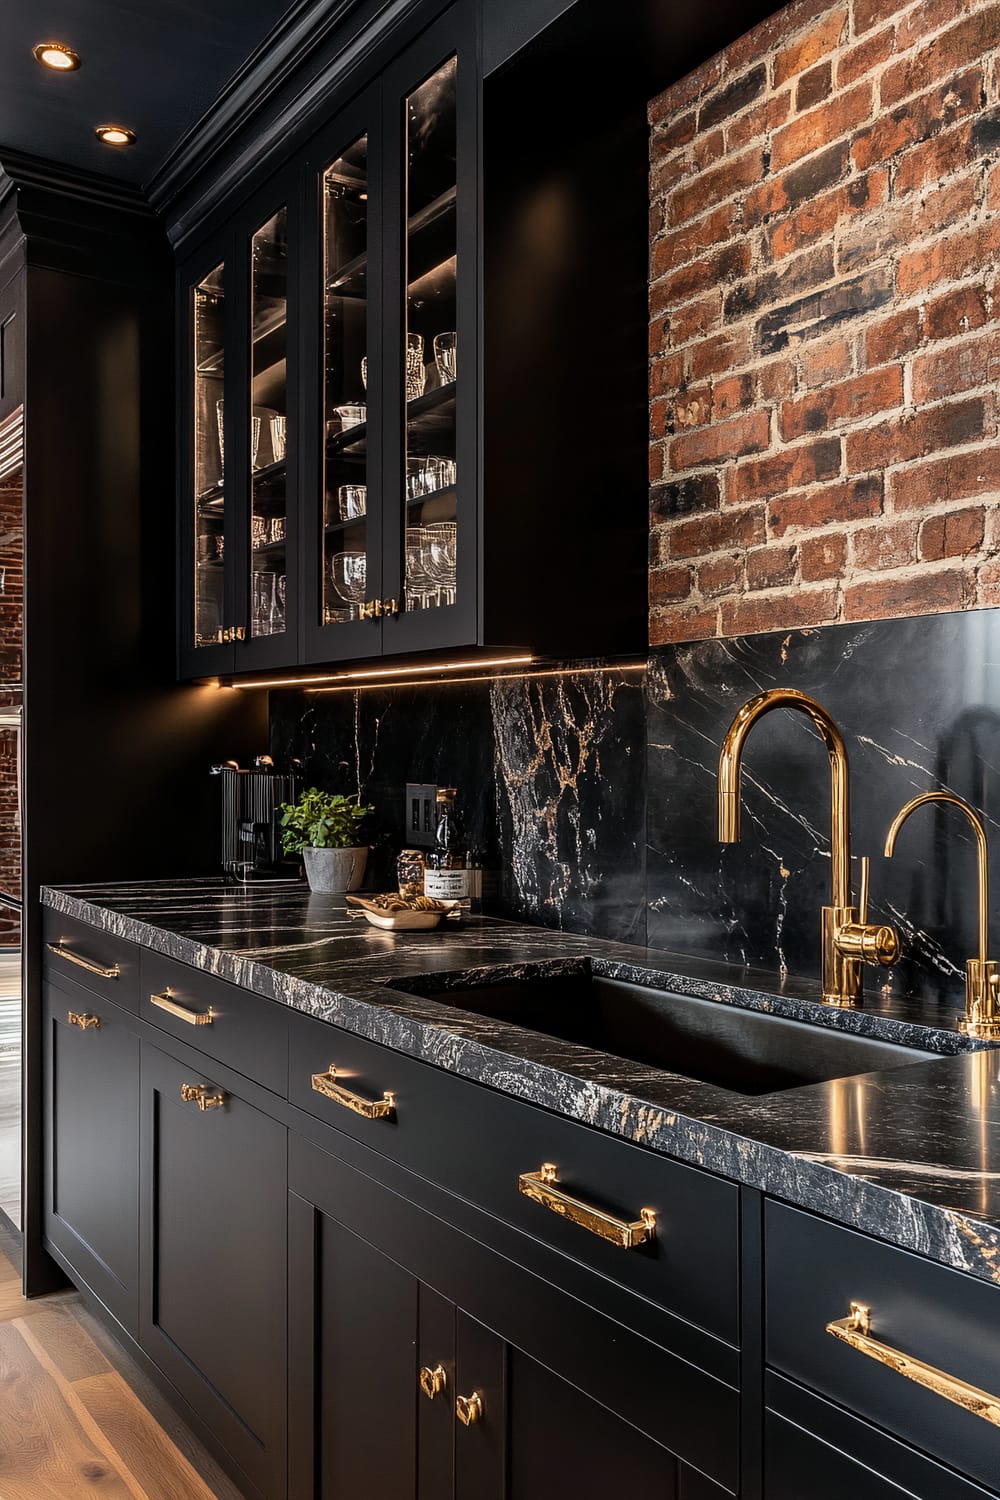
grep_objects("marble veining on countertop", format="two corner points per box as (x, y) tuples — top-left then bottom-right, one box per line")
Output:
(41, 878), (1000, 1289)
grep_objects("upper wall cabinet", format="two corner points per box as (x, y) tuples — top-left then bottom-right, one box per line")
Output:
(177, 0), (648, 680)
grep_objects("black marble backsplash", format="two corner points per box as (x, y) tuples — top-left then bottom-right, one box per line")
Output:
(270, 608), (1000, 1016)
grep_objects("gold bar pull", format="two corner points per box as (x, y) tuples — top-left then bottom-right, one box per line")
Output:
(518, 1163), (656, 1250)
(827, 1303), (1000, 1428)
(47, 942), (120, 980)
(180, 1083), (226, 1112)
(419, 1364), (447, 1401)
(150, 989), (214, 1027)
(456, 1392), (483, 1427)
(67, 1011), (101, 1030)
(311, 1065), (395, 1121)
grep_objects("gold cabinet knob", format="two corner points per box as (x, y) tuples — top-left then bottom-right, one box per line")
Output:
(180, 1082), (225, 1112)
(359, 598), (384, 621)
(382, 597), (400, 618)
(67, 1010), (101, 1030)
(456, 1391), (483, 1427)
(419, 1364), (447, 1401)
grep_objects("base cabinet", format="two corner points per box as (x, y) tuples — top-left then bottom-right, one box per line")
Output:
(139, 1042), (287, 1500)
(42, 975), (140, 1335)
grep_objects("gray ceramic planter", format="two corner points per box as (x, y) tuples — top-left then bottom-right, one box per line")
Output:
(302, 845), (368, 894)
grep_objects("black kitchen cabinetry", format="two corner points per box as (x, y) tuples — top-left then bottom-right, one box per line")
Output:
(177, 0), (649, 680)
(139, 1040), (287, 1500)
(289, 1130), (732, 1500)
(41, 972), (140, 1336)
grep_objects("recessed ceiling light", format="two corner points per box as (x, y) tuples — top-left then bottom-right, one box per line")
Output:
(33, 41), (81, 71)
(95, 124), (136, 147)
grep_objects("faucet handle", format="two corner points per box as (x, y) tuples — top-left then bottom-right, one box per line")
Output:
(858, 855), (870, 924)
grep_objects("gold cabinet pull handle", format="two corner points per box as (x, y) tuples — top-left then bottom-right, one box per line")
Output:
(67, 1010), (101, 1030)
(518, 1163), (656, 1250)
(311, 1065), (395, 1121)
(47, 942), (120, 980)
(456, 1392), (483, 1427)
(827, 1302), (1000, 1428)
(180, 1083), (225, 1112)
(419, 1364), (447, 1401)
(150, 990), (214, 1027)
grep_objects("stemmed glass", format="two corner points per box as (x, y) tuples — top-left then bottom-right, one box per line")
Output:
(332, 551), (367, 615)
(252, 572), (275, 636)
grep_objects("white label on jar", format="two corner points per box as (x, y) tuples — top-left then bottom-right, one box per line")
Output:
(424, 869), (471, 900)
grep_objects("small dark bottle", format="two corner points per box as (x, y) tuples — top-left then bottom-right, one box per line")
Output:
(423, 787), (470, 905)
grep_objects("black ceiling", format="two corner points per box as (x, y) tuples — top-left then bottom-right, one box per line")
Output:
(0, 0), (296, 187)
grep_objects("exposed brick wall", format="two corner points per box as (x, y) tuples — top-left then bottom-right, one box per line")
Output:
(0, 479), (23, 945)
(648, 0), (1000, 645)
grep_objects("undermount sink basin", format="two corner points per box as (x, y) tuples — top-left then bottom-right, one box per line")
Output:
(416, 972), (936, 1096)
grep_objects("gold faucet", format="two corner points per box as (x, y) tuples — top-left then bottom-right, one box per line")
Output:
(718, 689), (899, 1008)
(884, 791), (1000, 1040)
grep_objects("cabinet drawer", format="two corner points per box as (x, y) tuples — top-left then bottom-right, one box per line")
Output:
(43, 909), (139, 1013)
(140, 951), (287, 1096)
(765, 1201), (1000, 1492)
(289, 1011), (740, 1343)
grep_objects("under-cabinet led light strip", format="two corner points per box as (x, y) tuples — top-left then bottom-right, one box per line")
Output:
(307, 661), (649, 694)
(224, 655), (536, 690)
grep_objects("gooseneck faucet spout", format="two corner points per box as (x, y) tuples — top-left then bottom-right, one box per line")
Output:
(718, 688), (898, 1008)
(718, 689), (852, 910)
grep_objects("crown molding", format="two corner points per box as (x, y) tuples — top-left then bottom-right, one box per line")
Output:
(0, 149), (156, 220)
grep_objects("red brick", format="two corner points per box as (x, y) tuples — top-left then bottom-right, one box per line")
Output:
(667, 149), (766, 226)
(845, 397), (986, 472)
(732, 438), (843, 504)
(670, 410), (771, 470)
(725, 0), (851, 72)
(865, 307), (921, 368)
(900, 221), (999, 298)
(989, 160), (1000, 212)
(726, 92), (793, 152)
(911, 333), (1000, 406)
(649, 565), (695, 605)
(801, 532), (848, 579)
(893, 121), (974, 196)
(774, 6), (849, 85)
(650, 153), (690, 200)
(720, 586), (841, 636)
(842, 568), (972, 621)
(771, 83), (873, 170)
(889, 447), (1000, 510)
(896, 0), (970, 52)
(881, 7), (1000, 109)
(692, 129), (727, 173)
(836, 25), (896, 87)
(746, 543), (799, 589)
(924, 285), (990, 342)
(745, 140), (850, 225)
(650, 352), (686, 398)
(853, 0), (906, 36)
(851, 518), (918, 570)
(768, 475), (883, 534)
(801, 337), (853, 387)
(919, 507), (985, 560)
(689, 329), (753, 380)
(649, 313), (670, 359)
(665, 292), (723, 345)
(650, 397), (671, 441)
(649, 605), (719, 646)
(651, 111), (697, 157)
(851, 68), (981, 171)
(698, 553), (745, 595)
(668, 507), (765, 559)
(649, 55), (725, 124)
(649, 203), (739, 278)
(651, 241), (752, 309)
(796, 61), (833, 111)
(758, 359), (798, 400)
(780, 367), (904, 441)
(771, 170), (888, 261)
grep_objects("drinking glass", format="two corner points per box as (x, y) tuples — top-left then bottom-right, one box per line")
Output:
(216, 397), (226, 470)
(338, 484), (367, 520)
(406, 457), (430, 501)
(270, 516), (286, 543)
(405, 333), (426, 401)
(361, 356), (368, 390)
(253, 572), (275, 636)
(270, 415), (287, 462)
(424, 521), (457, 605)
(405, 526), (436, 609)
(250, 413), (263, 470)
(271, 573), (286, 632)
(433, 332), (457, 384)
(332, 550), (367, 606)
(425, 456), (457, 493)
(251, 516), (269, 550)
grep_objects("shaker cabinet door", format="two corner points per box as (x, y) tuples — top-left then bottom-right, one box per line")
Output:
(42, 976), (140, 1335)
(139, 1041), (287, 1500)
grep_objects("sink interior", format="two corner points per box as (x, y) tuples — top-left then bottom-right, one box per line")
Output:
(417, 972), (936, 1096)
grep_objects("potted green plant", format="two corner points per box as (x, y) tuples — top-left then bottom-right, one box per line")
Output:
(278, 788), (374, 894)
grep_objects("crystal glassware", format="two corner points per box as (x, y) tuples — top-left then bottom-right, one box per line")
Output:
(270, 414), (287, 462)
(338, 484), (367, 520)
(433, 332), (457, 384)
(425, 455), (457, 493)
(424, 521), (457, 605)
(252, 571), (275, 636)
(405, 333), (426, 401)
(251, 516), (269, 550)
(332, 550), (367, 606)
(270, 516), (286, 543)
(405, 526), (436, 609)
(332, 403), (366, 430)
(361, 356), (368, 390)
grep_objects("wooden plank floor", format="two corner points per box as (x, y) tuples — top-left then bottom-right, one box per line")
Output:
(0, 1236), (246, 1499)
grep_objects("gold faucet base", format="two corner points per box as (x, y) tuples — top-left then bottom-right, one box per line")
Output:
(958, 1017), (1000, 1040)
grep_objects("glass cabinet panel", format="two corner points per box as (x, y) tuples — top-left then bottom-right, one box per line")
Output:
(323, 136), (370, 627)
(250, 208), (289, 640)
(403, 57), (458, 614)
(193, 262), (226, 647)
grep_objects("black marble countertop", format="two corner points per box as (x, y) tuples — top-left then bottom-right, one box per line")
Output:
(41, 878), (1000, 1289)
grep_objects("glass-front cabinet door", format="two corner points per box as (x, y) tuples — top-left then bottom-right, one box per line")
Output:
(183, 254), (232, 675)
(382, 8), (477, 653)
(302, 89), (384, 662)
